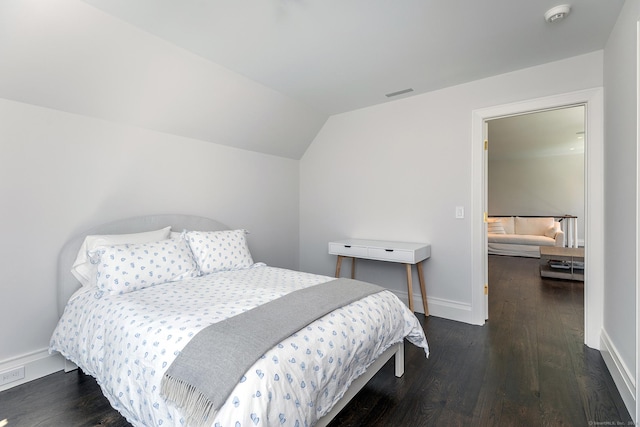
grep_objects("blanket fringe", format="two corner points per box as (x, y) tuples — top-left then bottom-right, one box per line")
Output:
(161, 374), (217, 427)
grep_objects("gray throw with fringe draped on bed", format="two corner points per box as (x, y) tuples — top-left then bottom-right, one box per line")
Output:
(160, 278), (384, 426)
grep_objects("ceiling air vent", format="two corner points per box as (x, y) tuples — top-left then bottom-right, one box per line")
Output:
(385, 88), (414, 98)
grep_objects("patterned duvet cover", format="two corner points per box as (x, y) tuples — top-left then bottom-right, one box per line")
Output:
(50, 264), (429, 427)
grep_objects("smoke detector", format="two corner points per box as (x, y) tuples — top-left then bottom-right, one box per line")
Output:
(545, 5), (571, 23)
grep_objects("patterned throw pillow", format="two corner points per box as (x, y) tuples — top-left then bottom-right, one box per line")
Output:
(92, 236), (199, 295)
(186, 229), (254, 274)
(71, 226), (172, 287)
(487, 221), (506, 234)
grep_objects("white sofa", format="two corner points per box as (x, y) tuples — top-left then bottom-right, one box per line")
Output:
(488, 216), (565, 258)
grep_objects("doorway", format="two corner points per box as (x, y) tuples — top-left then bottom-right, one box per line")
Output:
(486, 105), (586, 320)
(471, 88), (604, 349)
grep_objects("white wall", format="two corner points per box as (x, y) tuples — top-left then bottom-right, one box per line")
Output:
(602, 0), (639, 416)
(300, 52), (603, 322)
(489, 153), (585, 242)
(0, 98), (300, 387)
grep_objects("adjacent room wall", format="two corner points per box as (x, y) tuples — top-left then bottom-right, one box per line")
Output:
(0, 98), (300, 388)
(300, 51), (603, 323)
(602, 0), (639, 415)
(488, 152), (585, 243)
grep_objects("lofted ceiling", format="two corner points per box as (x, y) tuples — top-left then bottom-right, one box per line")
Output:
(84, 0), (624, 115)
(0, 1), (625, 159)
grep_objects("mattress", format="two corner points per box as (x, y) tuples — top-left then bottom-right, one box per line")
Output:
(50, 264), (429, 426)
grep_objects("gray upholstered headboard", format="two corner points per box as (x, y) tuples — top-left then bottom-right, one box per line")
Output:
(57, 214), (229, 316)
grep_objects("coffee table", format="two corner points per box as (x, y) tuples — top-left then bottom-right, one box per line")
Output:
(539, 246), (585, 281)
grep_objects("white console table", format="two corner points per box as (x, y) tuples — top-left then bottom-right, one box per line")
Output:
(328, 239), (431, 315)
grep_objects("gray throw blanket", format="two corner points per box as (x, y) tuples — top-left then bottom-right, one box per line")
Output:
(160, 278), (384, 426)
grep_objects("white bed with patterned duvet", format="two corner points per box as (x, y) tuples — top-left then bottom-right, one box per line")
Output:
(49, 215), (429, 427)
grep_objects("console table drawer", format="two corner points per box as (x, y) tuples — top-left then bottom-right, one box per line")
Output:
(328, 242), (368, 257)
(329, 239), (431, 264)
(367, 247), (415, 263)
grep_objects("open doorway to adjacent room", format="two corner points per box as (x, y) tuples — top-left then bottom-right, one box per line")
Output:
(488, 106), (585, 244)
(486, 104), (586, 324)
(472, 88), (603, 348)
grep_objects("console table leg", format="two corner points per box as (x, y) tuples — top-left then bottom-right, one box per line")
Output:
(417, 260), (429, 316)
(351, 257), (356, 279)
(405, 263), (415, 312)
(335, 256), (356, 279)
(335, 256), (343, 278)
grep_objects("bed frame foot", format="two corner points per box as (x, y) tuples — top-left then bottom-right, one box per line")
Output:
(394, 342), (405, 377)
(315, 342), (405, 427)
(64, 360), (78, 373)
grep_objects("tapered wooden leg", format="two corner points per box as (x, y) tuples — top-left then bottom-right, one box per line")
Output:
(417, 260), (429, 316)
(405, 263), (414, 312)
(351, 257), (356, 279)
(335, 256), (344, 278)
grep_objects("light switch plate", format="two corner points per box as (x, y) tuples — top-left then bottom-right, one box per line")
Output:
(455, 206), (464, 219)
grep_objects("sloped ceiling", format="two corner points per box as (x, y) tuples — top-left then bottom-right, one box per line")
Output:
(0, 0), (326, 159)
(0, 0), (624, 159)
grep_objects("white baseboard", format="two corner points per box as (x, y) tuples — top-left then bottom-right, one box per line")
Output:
(391, 289), (473, 323)
(600, 329), (636, 422)
(0, 349), (65, 392)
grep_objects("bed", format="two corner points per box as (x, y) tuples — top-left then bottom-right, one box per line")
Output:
(50, 214), (429, 427)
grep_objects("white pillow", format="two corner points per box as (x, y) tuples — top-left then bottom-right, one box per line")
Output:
(92, 236), (199, 295)
(544, 225), (558, 238)
(186, 229), (253, 274)
(515, 217), (554, 236)
(71, 226), (172, 287)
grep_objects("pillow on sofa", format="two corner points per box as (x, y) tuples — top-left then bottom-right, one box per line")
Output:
(490, 217), (515, 234)
(544, 226), (557, 238)
(515, 217), (554, 236)
(488, 221), (506, 234)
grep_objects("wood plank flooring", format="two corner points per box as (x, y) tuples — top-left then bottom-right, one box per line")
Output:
(0, 255), (632, 426)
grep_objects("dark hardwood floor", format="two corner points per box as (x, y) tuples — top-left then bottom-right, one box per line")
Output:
(0, 256), (631, 426)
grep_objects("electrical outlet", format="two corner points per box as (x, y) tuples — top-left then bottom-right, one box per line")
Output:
(0, 366), (25, 386)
